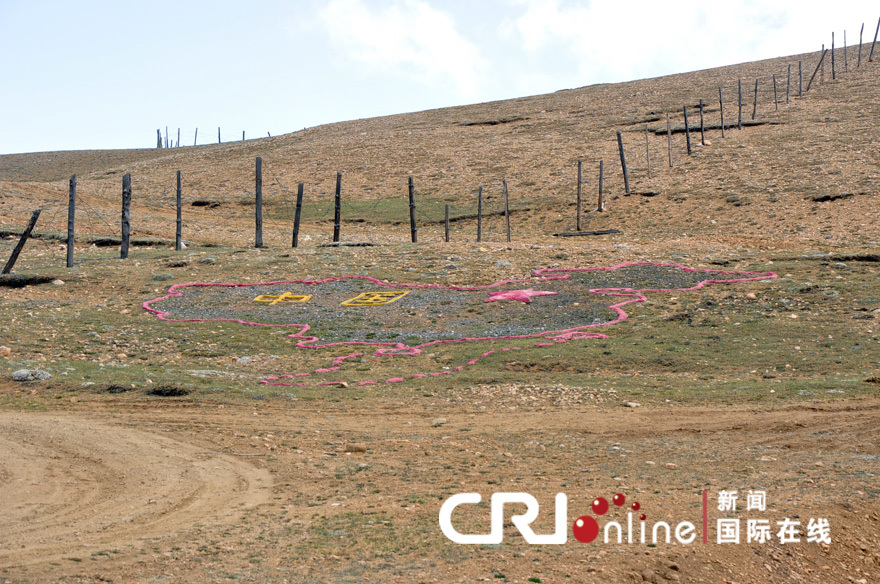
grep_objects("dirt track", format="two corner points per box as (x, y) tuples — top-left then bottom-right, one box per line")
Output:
(1, 393), (878, 583)
(0, 410), (271, 574)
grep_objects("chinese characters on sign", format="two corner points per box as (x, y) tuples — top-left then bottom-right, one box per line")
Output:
(715, 490), (830, 544)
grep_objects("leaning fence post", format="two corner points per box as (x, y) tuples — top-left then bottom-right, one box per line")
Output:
(645, 124), (652, 177)
(718, 86), (725, 138)
(175, 170), (183, 251)
(576, 159), (583, 231)
(444, 204), (450, 243)
(683, 106), (692, 155)
(502, 179), (511, 243)
(194, 127), (198, 146)
(616, 131), (630, 194)
(806, 49), (828, 92)
(408, 176), (417, 243)
(255, 157), (263, 248)
(476, 186), (483, 243)
(597, 161), (605, 212)
(870, 17), (879, 62)
(121, 174), (132, 259)
(67, 175), (76, 268)
(2, 210), (41, 274)
(333, 172), (342, 242)
(292, 183), (304, 248)
(858, 23), (864, 67)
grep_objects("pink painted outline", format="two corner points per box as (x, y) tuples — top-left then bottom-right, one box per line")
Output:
(141, 262), (776, 386)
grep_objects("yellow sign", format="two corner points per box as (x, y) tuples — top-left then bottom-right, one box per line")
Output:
(341, 291), (410, 307)
(254, 292), (312, 305)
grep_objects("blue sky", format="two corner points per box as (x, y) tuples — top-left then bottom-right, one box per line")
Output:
(0, 0), (876, 154)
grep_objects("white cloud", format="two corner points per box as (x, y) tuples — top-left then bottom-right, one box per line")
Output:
(317, 0), (486, 99)
(504, 0), (807, 84)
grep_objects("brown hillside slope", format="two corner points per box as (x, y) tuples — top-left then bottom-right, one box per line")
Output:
(1, 47), (878, 249)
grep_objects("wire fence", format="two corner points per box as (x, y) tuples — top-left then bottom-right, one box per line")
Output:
(3, 20), (879, 269)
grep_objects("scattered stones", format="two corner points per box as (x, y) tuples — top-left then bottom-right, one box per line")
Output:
(236, 356), (254, 364)
(12, 369), (51, 381)
(494, 260), (513, 268)
(199, 257), (217, 265)
(641, 568), (655, 582)
(0, 345), (11, 357)
(665, 463), (677, 469)
(345, 443), (367, 453)
(152, 273), (174, 281)
(625, 401), (641, 408)
(431, 417), (447, 427)
(51, 279), (65, 286)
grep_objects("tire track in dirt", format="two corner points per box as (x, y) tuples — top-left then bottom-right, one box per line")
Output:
(0, 412), (271, 569)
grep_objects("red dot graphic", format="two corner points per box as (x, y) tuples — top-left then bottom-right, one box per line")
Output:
(612, 493), (626, 507)
(572, 515), (600, 543)
(591, 497), (609, 515)
(631, 502), (641, 511)
(640, 514), (647, 521)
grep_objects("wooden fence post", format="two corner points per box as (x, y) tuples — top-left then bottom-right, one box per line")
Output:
(176, 170), (183, 251)
(831, 33), (836, 80)
(597, 161), (605, 212)
(255, 157), (263, 248)
(576, 159), (583, 231)
(156, 129), (162, 149)
(165, 126), (169, 149)
(218, 127), (221, 144)
(67, 175), (75, 268)
(799, 61), (803, 96)
(333, 171), (342, 242)
(476, 186), (483, 242)
(194, 127), (198, 146)
(844, 30), (848, 72)
(683, 106), (692, 155)
(806, 49), (828, 92)
(718, 86), (725, 138)
(503, 179), (511, 242)
(870, 17), (879, 62)
(177, 128), (180, 148)
(699, 99), (705, 145)
(121, 174), (131, 259)
(821, 44), (825, 84)
(645, 124), (652, 177)
(858, 23), (864, 67)
(444, 204), (450, 242)
(773, 74), (778, 110)
(666, 113), (673, 166)
(242, 131), (246, 141)
(786, 65), (791, 104)
(752, 78), (759, 119)
(616, 130), (630, 194)
(737, 79), (743, 130)
(408, 176), (417, 243)
(2, 210), (41, 274)
(292, 183), (304, 248)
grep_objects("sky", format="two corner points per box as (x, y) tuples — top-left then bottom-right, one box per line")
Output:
(0, 0), (876, 154)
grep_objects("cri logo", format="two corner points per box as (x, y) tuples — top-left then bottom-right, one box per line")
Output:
(439, 492), (697, 545)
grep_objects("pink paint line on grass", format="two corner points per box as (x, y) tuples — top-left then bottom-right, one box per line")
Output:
(142, 262), (777, 388)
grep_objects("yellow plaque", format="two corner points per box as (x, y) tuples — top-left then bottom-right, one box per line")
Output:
(341, 291), (410, 307)
(254, 292), (312, 305)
